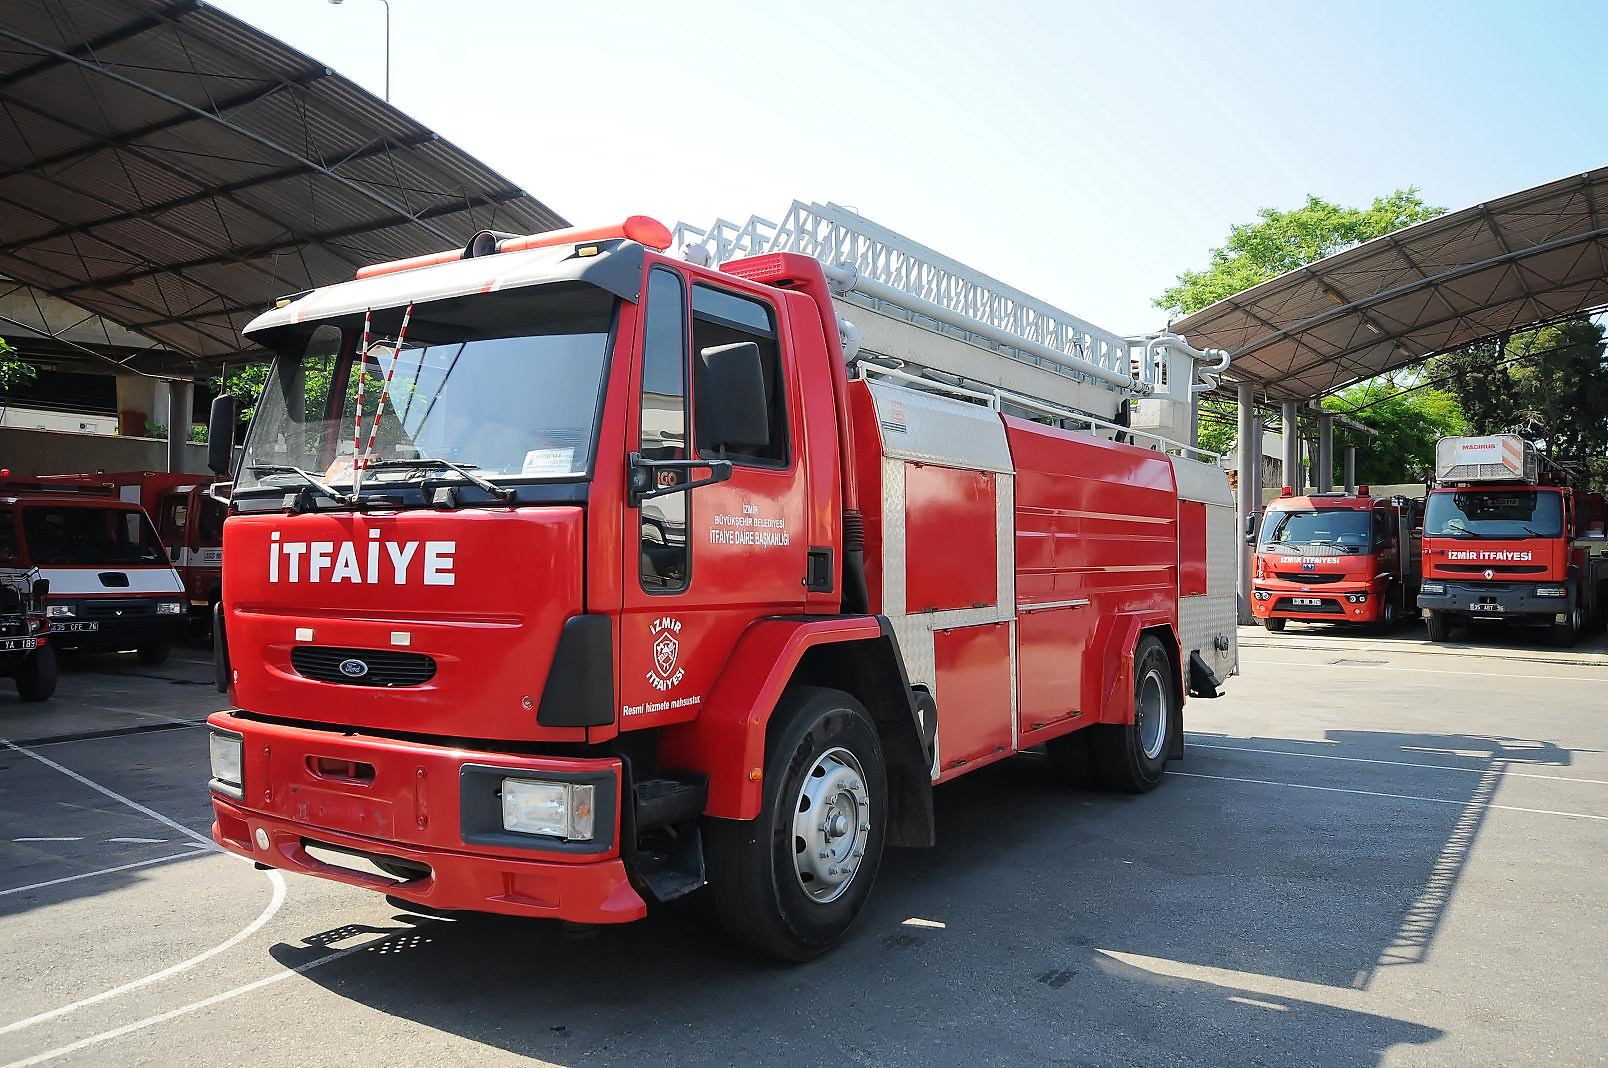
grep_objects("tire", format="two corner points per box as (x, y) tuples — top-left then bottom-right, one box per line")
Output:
(136, 639), (171, 666)
(1425, 610), (1450, 643)
(1552, 605), (1583, 647)
(1090, 635), (1175, 794)
(14, 645), (57, 702)
(1260, 617), (1286, 633)
(1044, 727), (1095, 784)
(1369, 589), (1399, 636)
(704, 686), (887, 961)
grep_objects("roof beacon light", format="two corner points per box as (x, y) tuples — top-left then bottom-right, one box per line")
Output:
(354, 216), (674, 280)
(1280, 486), (1293, 497)
(1358, 484), (1370, 496)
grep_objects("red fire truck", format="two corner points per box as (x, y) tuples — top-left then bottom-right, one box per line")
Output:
(0, 566), (53, 701)
(1249, 487), (1422, 634)
(204, 211), (1238, 958)
(41, 472), (226, 630)
(1418, 435), (1608, 645)
(0, 474), (189, 664)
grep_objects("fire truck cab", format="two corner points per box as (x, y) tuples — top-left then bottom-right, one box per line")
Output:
(1250, 487), (1422, 634)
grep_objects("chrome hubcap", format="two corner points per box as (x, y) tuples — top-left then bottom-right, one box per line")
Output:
(1135, 667), (1167, 760)
(792, 746), (870, 903)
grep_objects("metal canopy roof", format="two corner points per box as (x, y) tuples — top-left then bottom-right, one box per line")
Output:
(1173, 166), (1608, 403)
(0, 0), (566, 372)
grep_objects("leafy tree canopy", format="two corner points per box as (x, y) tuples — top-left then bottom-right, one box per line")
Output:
(1156, 189), (1445, 319)
(1322, 380), (1468, 484)
(1430, 317), (1608, 484)
(0, 335), (37, 391)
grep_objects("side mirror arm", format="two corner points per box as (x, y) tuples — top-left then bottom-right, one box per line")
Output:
(628, 453), (732, 507)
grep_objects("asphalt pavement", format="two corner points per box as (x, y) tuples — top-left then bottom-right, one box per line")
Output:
(1, 622), (1604, 1066)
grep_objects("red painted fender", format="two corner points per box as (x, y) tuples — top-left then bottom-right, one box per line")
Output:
(658, 615), (885, 820)
(1084, 612), (1177, 725)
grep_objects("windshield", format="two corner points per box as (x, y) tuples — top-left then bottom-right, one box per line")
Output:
(1259, 508), (1372, 552)
(21, 506), (167, 566)
(238, 284), (616, 492)
(1424, 489), (1563, 538)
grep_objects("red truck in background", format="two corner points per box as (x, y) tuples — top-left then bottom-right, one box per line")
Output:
(202, 214), (1239, 959)
(40, 471), (226, 631)
(1250, 487), (1422, 634)
(0, 474), (188, 664)
(1418, 435), (1608, 645)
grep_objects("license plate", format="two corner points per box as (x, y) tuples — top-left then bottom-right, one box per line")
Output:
(1471, 602), (1503, 612)
(54, 621), (100, 632)
(0, 637), (33, 651)
(1291, 597), (1323, 606)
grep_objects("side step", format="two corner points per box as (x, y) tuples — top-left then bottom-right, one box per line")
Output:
(629, 774), (708, 904)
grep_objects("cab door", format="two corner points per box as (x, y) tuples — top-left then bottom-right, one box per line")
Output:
(618, 267), (809, 731)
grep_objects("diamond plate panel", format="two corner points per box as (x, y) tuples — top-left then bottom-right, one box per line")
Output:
(1179, 500), (1240, 689)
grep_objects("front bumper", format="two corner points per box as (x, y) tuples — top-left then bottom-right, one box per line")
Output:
(207, 712), (647, 924)
(1251, 582), (1383, 623)
(1417, 580), (1571, 619)
(48, 604), (186, 651)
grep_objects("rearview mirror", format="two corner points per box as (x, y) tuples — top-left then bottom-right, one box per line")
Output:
(32, 577), (49, 601)
(207, 395), (239, 476)
(696, 342), (770, 452)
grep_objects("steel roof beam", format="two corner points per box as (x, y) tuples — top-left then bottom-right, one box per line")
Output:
(0, 132), (437, 256)
(0, 2), (200, 92)
(0, 26), (462, 248)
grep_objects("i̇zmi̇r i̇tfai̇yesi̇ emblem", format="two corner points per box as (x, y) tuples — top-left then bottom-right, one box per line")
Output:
(649, 616), (685, 692)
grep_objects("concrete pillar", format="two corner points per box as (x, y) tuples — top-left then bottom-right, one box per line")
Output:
(1316, 412), (1335, 492)
(1280, 400), (1301, 493)
(166, 379), (193, 473)
(1343, 446), (1356, 494)
(1236, 382), (1256, 625)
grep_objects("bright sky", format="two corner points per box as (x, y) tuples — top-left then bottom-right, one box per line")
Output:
(214, 0), (1608, 337)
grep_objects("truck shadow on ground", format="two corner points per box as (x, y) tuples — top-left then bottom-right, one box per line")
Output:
(260, 725), (1567, 1065)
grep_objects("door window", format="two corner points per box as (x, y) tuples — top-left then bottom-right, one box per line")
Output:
(640, 268), (689, 592)
(691, 285), (788, 467)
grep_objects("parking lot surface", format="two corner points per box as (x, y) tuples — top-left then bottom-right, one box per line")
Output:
(1, 624), (1604, 1067)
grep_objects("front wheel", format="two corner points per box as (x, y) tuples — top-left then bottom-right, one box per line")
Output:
(1260, 617), (1286, 633)
(1370, 589), (1399, 635)
(705, 686), (887, 961)
(1425, 610), (1451, 643)
(1552, 605), (1583, 647)
(15, 646), (57, 702)
(136, 640), (170, 666)
(1090, 635), (1176, 793)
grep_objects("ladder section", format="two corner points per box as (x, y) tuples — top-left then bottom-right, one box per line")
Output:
(673, 201), (1135, 393)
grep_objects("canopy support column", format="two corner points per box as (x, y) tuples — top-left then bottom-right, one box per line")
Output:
(1316, 412), (1335, 492)
(1344, 446), (1356, 494)
(1236, 381), (1257, 625)
(1280, 401), (1301, 492)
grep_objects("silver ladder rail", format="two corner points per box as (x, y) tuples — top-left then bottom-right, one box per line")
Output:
(673, 201), (1145, 397)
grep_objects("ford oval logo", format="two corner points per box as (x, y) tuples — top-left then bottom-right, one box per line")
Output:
(338, 658), (369, 679)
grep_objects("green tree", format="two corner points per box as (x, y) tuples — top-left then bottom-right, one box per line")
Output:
(1322, 381), (1468, 484)
(0, 335), (37, 391)
(1156, 189), (1446, 319)
(1431, 318), (1608, 483)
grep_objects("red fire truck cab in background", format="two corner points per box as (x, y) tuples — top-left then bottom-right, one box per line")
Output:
(1249, 487), (1422, 634)
(204, 217), (1238, 959)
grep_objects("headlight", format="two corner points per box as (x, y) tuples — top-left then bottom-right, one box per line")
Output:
(1420, 582), (1445, 595)
(47, 604), (73, 618)
(156, 601), (185, 615)
(1253, 589), (1271, 600)
(1345, 592), (1369, 603)
(209, 729), (244, 798)
(501, 778), (595, 841)
(1535, 585), (1567, 598)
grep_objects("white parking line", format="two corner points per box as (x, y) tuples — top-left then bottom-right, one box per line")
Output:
(1187, 742), (1608, 785)
(1243, 655), (1605, 685)
(0, 849), (208, 898)
(1172, 771), (1608, 821)
(0, 737), (289, 1038)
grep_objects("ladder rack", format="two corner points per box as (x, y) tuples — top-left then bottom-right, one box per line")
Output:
(672, 201), (1228, 407)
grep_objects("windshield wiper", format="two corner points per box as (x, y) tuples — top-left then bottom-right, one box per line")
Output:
(248, 464), (355, 505)
(365, 457), (514, 502)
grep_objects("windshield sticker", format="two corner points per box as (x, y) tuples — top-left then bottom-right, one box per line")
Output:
(710, 503), (792, 548)
(522, 448), (575, 476)
(323, 456), (355, 483)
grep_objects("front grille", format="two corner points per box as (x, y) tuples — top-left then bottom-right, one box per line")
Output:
(1438, 564), (1547, 575)
(1274, 597), (1343, 614)
(81, 600), (157, 619)
(1275, 572), (1346, 584)
(290, 646), (438, 687)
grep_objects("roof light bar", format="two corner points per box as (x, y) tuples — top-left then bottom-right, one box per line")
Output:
(354, 216), (673, 280)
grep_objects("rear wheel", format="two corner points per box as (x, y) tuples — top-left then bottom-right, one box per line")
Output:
(705, 687), (887, 961)
(1425, 610), (1451, 643)
(1090, 635), (1175, 794)
(15, 646), (57, 702)
(1260, 617), (1286, 633)
(136, 640), (170, 666)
